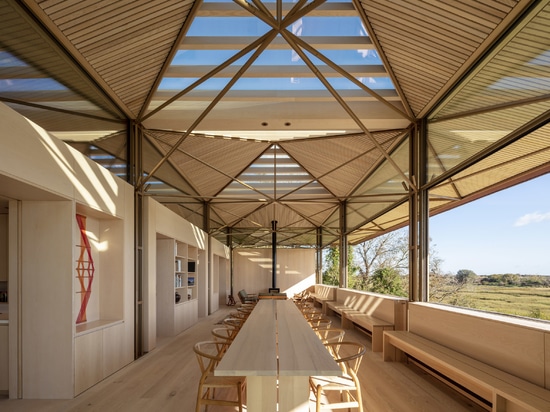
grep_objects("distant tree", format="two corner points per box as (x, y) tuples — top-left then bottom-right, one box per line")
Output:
(429, 273), (471, 304)
(322, 245), (359, 286)
(479, 273), (523, 286)
(456, 269), (477, 284)
(501, 273), (521, 286)
(353, 229), (408, 289)
(429, 251), (471, 304)
(370, 267), (407, 297)
(322, 246), (339, 286)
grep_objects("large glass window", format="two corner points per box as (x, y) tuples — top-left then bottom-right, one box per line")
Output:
(429, 174), (550, 320)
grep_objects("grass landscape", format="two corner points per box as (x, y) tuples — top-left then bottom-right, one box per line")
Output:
(438, 284), (550, 321)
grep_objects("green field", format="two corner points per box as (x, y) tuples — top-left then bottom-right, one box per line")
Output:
(439, 285), (550, 321)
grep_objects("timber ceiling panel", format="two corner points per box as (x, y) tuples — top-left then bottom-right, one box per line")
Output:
(0, 1), (124, 119)
(280, 130), (406, 198)
(146, 131), (271, 198)
(31, 0), (194, 117)
(442, 127), (550, 198)
(358, 0), (521, 117)
(1, 0), (548, 248)
(432, 2), (550, 119)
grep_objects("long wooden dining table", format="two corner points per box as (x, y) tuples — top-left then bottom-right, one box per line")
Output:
(215, 298), (342, 411)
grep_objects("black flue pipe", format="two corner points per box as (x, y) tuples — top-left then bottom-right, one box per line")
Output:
(271, 220), (277, 289)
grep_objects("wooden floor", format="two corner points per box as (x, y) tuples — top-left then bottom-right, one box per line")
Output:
(0, 305), (487, 412)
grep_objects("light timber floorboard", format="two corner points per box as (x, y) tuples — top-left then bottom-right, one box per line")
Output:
(0, 306), (487, 412)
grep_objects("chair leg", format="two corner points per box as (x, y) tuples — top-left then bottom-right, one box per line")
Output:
(195, 389), (202, 412)
(316, 384), (322, 412)
(238, 382), (243, 412)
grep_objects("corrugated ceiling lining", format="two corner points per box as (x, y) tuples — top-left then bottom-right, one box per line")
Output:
(359, 0), (516, 116)
(318, 133), (405, 197)
(5, 103), (122, 135)
(428, 183), (462, 203)
(427, 100), (550, 178)
(93, 131), (128, 160)
(142, 130), (201, 197)
(35, 0), (194, 117)
(432, 2), (550, 119)
(281, 132), (405, 197)
(351, 140), (409, 197)
(281, 134), (377, 177)
(177, 135), (270, 198)
(426, 124), (550, 222)
(446, 127), (550, 197)
(141, 131), (201, 196)
(322, 206), (342, 232)
(348, 201), (410, 245)
(0, 2), (122, 118)
(210, 201), (264, 228)
(239, 203), (313, 229)
(280, 233), (319, 248)
(147, 131), (270, 198)
(164, 203), (204, 228)
(282, 202), (339, 227)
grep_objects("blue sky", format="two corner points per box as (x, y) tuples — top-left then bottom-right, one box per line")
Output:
(430, 173), (550, 276)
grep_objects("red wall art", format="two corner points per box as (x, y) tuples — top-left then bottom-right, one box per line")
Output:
(75, 214), (95, 324)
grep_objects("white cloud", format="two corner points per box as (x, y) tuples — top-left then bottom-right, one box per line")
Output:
(514, 211), (550, 227)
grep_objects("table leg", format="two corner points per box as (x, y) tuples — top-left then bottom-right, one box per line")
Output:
(247, 376), (278, 412)
(278, 376), (310, 412)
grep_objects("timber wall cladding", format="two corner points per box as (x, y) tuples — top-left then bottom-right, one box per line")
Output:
(232, 248), (316, 295)
(408, 302), (550, 388)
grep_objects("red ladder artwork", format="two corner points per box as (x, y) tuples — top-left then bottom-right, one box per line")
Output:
(76, 214), (95, 324)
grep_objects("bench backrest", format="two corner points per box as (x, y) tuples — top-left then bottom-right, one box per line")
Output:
(336, 288), (407, 329)
(408, 302), (550, 388)
(313, 284), (337, 300)
(237, 290), (248, 303)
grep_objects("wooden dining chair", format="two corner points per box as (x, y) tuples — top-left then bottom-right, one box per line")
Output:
(315, 327), (346, 345)
(223, 316), (245, 332)
(229, 310), (249, 321)
(211, 327), (236, 354)
(309, 317), (332, 330)
(193, 341), (246, 412)
(212, 326), (236, 341)
(303, 307), (322, 318)
(310, 341), (367, 412)
(237, 306), (253, 314)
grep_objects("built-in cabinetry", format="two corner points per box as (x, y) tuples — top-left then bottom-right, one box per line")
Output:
(1, 102), (134, 399)
(73, 205), (131, 395)
(20, 200), (134, 399)
(157, 236), (199, 336)
(175, 241), (198, 303)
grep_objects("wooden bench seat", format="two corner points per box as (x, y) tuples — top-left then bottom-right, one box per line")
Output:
(325, 301), (358, 316)
(342, 313), (393, 352)
(323, 290), (406, 352)
(310, 285), (337, 314)
(383, 330), (550, 412)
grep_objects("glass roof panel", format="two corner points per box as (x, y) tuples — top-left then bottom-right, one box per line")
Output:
(147, 0), (397, 137)
(289, 17), (366, 36)
(171, 48), (382, 66)
(186, 17), (271, 36)
(220, 144), (332, 199)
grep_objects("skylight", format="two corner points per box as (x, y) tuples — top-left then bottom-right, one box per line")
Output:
(145, 0), (398, 141)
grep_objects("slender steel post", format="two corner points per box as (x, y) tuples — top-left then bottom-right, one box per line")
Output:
(339, 202), (347, 288)
(271, 220), (277, 289)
